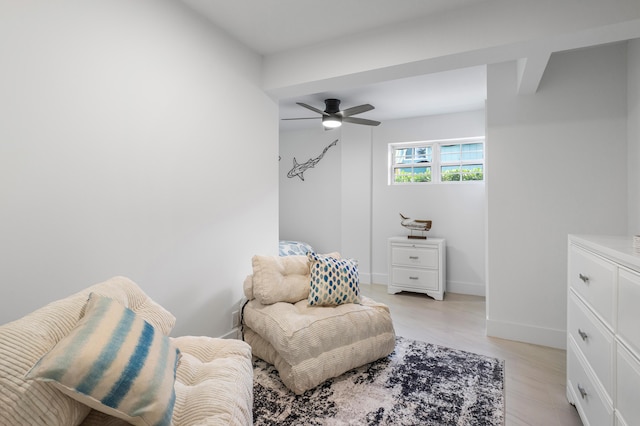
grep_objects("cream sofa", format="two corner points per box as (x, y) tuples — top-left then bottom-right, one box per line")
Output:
(0, 276), (253, 426)
(242, 253), (396, 395)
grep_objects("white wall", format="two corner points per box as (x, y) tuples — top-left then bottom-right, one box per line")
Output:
(340, 125), (374, 283)
(279, 110), (487, 293)
(279, 125), (375, 282)
(371, 111), (486, 294)
(629, 39), (640, 235)
(486, 43), (628, 349)
(0, 1), (279, 337)
(279, 128), (342, 254)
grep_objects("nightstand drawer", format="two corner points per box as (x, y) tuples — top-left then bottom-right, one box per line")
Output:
(569, 245), (616, 327)
(567, 339), (613, 426)
(568, 290), (614, 395)
(391, 267), (438, 291)
(391, 245), (438, 268)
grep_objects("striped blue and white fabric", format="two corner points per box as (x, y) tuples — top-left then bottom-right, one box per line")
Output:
(25, 293), (180, 426)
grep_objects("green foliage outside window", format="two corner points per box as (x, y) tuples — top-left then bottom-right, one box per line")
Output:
(394, 168), (431, 183)
(441, 167), (484, 182)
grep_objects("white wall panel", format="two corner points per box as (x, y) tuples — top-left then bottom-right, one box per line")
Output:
(628, 38), (640, 235)
(0, 0), (279, 337)
(279, 128), (342, 254)
(486, 44), (628, 348)
(280, 110), (486, 294)
(371, 111), (486, 294)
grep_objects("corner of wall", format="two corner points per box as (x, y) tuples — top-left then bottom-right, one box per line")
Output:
(486, 318), (566, 350)
(628, 38), (640, 235)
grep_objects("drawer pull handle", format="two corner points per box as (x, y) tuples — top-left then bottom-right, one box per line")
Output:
(578, 329), (588, 341)
(578, 273), (589, 283)
(409, 276), (419, 280)
(577, 384), (588, 399)
(409, 256), (419, 260)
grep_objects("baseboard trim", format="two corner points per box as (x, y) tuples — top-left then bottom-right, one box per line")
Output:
(447, 280), (485, 297)
(486, 318), (566, 349)
(371, 273), (387, 285)
(359, 273), (371, 285)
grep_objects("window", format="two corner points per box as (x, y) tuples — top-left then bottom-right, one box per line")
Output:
(390, 137), (484, 184)
(392, 146), (432, 182)
(440, 142), (484, 182)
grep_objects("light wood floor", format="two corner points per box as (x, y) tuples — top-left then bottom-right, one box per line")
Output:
(360, 284), (583, 426)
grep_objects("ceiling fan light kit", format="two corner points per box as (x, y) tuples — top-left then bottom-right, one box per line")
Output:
(322, 115), (342, 128)
(283, 98), (381, 129)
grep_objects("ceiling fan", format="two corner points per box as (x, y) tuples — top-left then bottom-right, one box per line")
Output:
(283, 98), (381, 129)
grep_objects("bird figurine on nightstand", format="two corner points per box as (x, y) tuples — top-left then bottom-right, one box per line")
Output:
(399, 213), (432, 239)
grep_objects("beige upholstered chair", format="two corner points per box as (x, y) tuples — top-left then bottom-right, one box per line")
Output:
(242, 253), (396, 395)
(0, 276), (253, 426)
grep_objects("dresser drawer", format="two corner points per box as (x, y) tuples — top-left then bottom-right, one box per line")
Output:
(568, 290), (614, 395)
(616, 344), (640, 426)
(569, 245), (616, 327)
(567, 339), (613, 426)
(391, 267), (438, 291)
(618, 268), (640, 359)
(391, 245), (438, 268)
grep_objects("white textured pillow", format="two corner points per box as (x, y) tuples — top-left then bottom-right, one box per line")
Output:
(251, 255), (310, 304)
(251, 252), (341, 305)
(25, 294), (180, 426)
(308, 252), (361, 306)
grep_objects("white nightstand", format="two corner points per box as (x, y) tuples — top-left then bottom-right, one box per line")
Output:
(387, 236), (446, 300)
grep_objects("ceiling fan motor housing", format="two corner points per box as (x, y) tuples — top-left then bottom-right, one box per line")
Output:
(324, 99), (341, 114)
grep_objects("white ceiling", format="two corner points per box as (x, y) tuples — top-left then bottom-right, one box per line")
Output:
(278, 66), (487, 131)
(181, 0), (489, 56)
(180, 0), (489, 131)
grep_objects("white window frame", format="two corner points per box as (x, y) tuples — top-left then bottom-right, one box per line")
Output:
(389, 137), (485, 185)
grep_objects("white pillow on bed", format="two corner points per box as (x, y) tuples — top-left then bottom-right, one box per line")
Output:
(278, 240), (314, 256)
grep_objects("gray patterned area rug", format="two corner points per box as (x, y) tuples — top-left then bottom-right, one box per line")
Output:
(253, 337), (504, 426)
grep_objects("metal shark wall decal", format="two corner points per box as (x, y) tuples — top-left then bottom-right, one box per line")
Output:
(287, 139), (338, 181)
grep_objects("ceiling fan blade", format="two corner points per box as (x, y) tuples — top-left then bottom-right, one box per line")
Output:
(297, 102), (329, 116)
(343, 116), (381, 126)
(340, 104), (374, 117)
(281, 117), (321, 121)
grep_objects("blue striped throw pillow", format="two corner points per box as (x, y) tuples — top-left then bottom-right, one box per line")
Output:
(25, 293), (180, 426)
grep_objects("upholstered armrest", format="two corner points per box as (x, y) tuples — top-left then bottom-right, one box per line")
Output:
(81, 337), (253, 426)
(171, 337), (253, 426)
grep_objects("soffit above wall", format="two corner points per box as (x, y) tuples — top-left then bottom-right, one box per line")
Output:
(180, 0), (640, 131)
(180, 0), (489, 55)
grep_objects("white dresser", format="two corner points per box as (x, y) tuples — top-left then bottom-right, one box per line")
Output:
(567, 235), (640, 426)
(387, 236), (445, 300)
